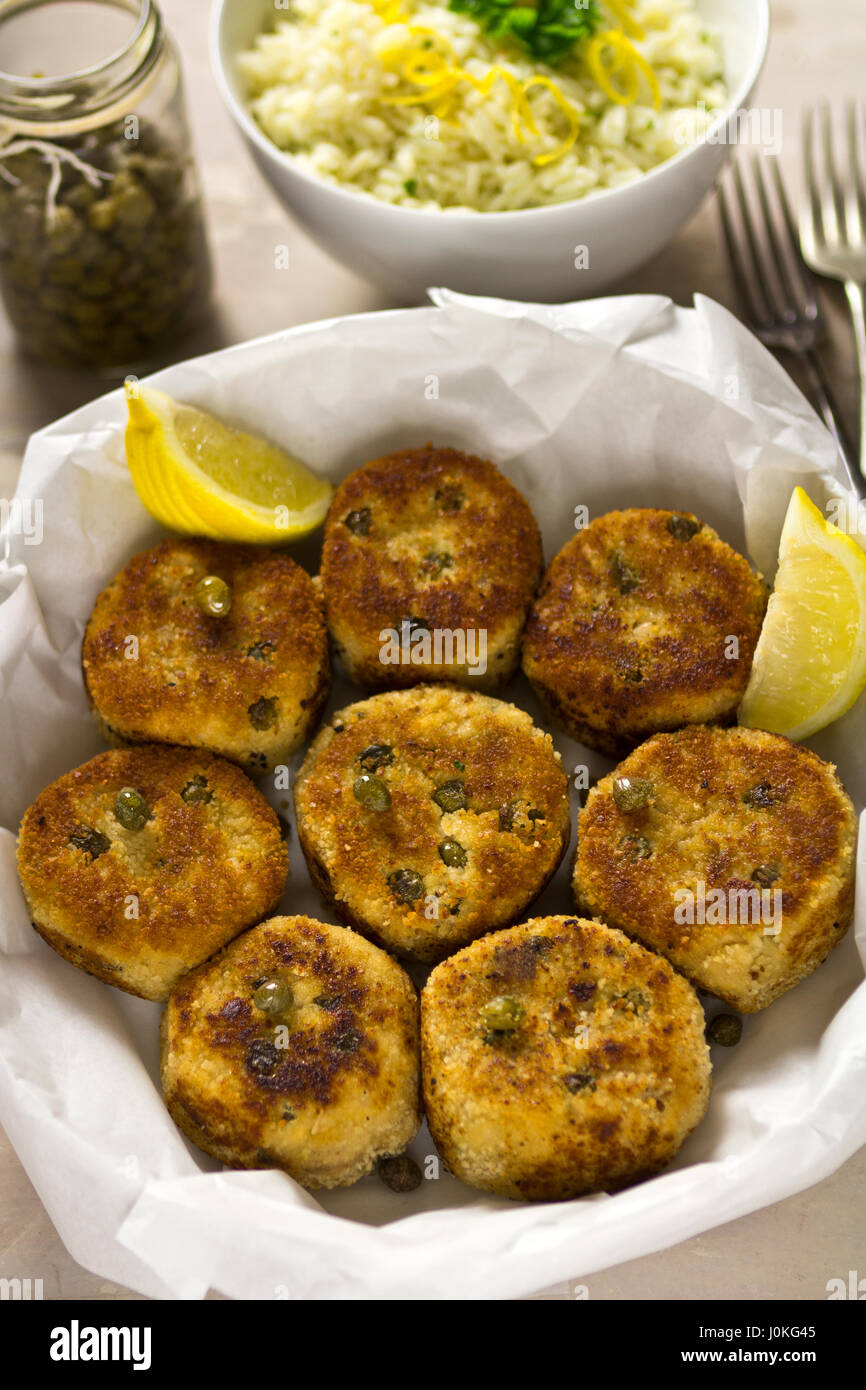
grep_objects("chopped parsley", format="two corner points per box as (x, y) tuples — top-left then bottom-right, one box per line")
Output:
(448, 0), (602, 66)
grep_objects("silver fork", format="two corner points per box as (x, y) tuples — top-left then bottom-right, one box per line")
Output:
(800, 101), (866, 483)
(717, 155), (864, 499)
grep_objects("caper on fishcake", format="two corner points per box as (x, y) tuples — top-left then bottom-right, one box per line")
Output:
(68, 825), (111, 860)
(359, 744), (394, 772)
(251, 976), (295, 1018)
(612, 777), (653, 811)
(668, 514), (703, 542)
(420, 551), (453, 578)
(421, 916), (711, 1201)
(439, 838), (467, 868)
(17, 745), (288, 1001)
(294, 685), (570, 962)
(195, 574), (232, 617)
(113, 786), (150, 830)
(388, 868), (425, 903)
(82, 537), (329, 772)
(161, 916), (421, 1190)
(479, 995), (524, 1033)
(344, 507), (371, 535)
(522, 508), (768, 756)
(354, 773), (391, 812)
(248, 696), (279, 731)
(320, 444), (542, 692)
(181, 774), (212, 804)
(433, 779), (467, 813)
(575, 725), (857, 1013)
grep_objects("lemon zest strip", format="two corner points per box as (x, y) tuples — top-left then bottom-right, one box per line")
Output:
(521, 76), (582, 164)
(369, 3), (662, 164)
(586, 29), (661, 108)
(604, 0), (646, 42)
(380, 28), (581, 162)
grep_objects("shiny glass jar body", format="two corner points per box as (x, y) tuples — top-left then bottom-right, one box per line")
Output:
(0, 0), (212, 369)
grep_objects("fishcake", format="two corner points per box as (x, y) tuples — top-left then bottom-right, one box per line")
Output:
(293, 684), (570, 962)
(319, 444), (542, 692)
(17, 745), (288, 1000)
(522, 508), (768, 755)
(161, 915), (421, 1189)
(574, 725), (857, 1012)
(421, 915), (711, 1201)
(82, 537), (329, 773)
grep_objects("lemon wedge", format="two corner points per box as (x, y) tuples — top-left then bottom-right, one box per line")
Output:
(739, 486), (866, 740)
(124, 385), (332, 543)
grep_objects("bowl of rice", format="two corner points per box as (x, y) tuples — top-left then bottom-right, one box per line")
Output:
(211, 0), (769, 300)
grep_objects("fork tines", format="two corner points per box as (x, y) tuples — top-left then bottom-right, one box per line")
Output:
(717, 155), (822, 350)
(802, 100), (866, 258)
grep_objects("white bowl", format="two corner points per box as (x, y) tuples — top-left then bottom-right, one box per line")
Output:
(210, 0), (769, 301)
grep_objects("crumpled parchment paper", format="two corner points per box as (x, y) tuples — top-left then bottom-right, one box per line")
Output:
(0, 289), (863, 1301)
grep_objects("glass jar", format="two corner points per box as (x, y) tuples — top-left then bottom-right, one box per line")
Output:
(0, 0), (212, 369)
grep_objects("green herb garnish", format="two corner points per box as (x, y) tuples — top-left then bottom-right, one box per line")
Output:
(448, 0), (602, 66)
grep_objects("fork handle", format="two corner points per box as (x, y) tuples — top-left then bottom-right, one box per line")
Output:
(844, 279), (866, 481)
(799, 349), (865, 498)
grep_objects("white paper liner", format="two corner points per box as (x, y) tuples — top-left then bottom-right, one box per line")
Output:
(0, 290), (863, 1301)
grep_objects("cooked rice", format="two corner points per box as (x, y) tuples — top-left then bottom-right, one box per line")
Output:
(237, 0), (726, 212)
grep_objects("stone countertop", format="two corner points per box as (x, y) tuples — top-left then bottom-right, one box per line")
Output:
(1, 0), (864, 1302)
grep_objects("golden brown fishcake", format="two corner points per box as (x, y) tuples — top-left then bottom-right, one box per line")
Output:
(319, 445), (543, 692)
(82, 538), (330, 773)
(521, 508), (768, 756)
(17, 746), (288, 1001)
(293, 685), (570, 962)
(574, 725), (857, 1012)
(421, 915), (711, 1201)
(161, 915), (421, 1189)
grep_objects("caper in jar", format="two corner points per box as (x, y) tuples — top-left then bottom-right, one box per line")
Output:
(0, 121), (212, 370)
(113, 786), (150, 830)
(194, 575), (231, 617)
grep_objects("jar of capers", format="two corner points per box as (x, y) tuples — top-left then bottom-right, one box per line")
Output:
(0, 0), (212, 368)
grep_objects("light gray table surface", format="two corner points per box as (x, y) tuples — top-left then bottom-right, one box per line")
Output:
(1, 0), (864, 1301)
